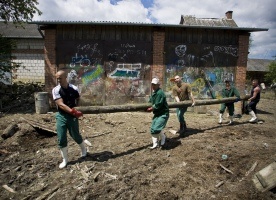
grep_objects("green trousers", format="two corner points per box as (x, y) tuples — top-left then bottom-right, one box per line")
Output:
(220, 103), (235, 116)
(150, 114), (169, 135)
(56, 112), (83, 148)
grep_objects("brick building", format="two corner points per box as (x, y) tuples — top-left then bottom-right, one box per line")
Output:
(0, 22), (45, 84)
(30, 11), (268, 110)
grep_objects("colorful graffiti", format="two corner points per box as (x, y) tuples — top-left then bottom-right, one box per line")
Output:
(165, 67), (235, 99)
(104, 61), (151, 105)
(82, 65), (104, 86)
(108, 63), (142, 80)
(165, 43), (238, 99)
(70, 53), (91, 68)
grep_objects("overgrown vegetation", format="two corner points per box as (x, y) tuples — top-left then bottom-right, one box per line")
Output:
(265, 61), (276, 85)
(0, 35), (19, 82)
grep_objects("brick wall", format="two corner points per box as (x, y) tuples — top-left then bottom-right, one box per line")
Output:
(236, 34), (250, 92)
(152, 30), (165, 85)
(11, 39), (45, 83)
(12, 53), (44, 83)
(236, 33), (250, 114)
(44, 29), (57, 107)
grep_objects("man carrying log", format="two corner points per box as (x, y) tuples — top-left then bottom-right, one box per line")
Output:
(218, 80), (240, 125)
(146, 77), (169, 149)
(171, 75), (195, 137)
(247, 79), (261, 123)
(52, 69), (87, 169)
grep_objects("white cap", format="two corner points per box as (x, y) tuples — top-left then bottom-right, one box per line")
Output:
(151, 77), (160, 84)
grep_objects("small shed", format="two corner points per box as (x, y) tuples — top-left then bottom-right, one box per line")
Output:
(247, 59), (274, 84)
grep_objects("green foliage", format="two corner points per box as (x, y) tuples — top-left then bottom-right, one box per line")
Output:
(0, 34), (20, 81)
(0, 0), (42, 25)
(265, 61), (276, 84)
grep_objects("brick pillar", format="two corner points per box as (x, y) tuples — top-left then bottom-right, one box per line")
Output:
(236, 33), (250, 114)
(152, 30), (165, 85)
(44, 29), (57, 107)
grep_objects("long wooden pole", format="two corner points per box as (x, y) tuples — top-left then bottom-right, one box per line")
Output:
(76, 95), (249, 114)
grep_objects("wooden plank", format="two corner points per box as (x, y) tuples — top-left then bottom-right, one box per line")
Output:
(20, 117), (57, 134)
(252, 161), (276, 192)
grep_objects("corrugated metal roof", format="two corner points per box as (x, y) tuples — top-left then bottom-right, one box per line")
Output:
(247, 59), (274, 72)
(0, 22), (43, 38)
(180, 15), (238, 28)
(28, 20), (268, 32)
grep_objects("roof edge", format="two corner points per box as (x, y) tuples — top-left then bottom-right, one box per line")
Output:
(29, 21), (268, 32)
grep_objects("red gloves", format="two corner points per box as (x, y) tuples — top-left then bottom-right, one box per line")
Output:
(70, 108), (83, 118)
(146, 107), (153, 112)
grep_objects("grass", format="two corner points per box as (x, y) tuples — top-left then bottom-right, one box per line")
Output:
(261, 89), (276, 100)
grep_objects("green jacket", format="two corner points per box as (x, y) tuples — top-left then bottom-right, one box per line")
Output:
(149, 88), (169, 116)
(222, 87), (240, 98)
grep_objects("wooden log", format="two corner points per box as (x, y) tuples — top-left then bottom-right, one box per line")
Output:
(1, 122), (19, 139)
(76, 95), (250, 114)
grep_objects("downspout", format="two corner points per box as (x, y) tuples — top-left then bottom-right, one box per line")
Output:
(37, 25), (45, 39)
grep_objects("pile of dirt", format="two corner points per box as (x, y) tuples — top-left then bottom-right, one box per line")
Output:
(0, 99), (275, 200)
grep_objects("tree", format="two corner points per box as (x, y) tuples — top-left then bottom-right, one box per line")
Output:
(0, 0), (42, 24)
(265, 61), (276, 84)
(0, 35), (18, 82)
(0, 0), (42, 82)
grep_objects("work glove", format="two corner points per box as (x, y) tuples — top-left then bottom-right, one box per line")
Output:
(146, 107), (153, 112)
(70, 108), (83, 118)
(235, 97), (240, 102)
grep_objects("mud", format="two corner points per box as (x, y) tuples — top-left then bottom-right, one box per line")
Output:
(0, 99), (275, 200)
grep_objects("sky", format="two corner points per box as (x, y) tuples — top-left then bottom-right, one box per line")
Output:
(33, 0), (276, 60)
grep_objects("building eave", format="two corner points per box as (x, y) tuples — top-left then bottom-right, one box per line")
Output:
(28, 21), (268, 32)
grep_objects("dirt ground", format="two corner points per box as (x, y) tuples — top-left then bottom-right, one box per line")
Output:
(0, 98), (275, 200)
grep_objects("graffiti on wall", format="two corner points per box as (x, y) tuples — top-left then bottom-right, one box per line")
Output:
(166, 67), (235, 99)
(107, 43), (149, 63)
(108, 63), (141, 79)
(104, 61), (151, 104)
(165, 43), (238, 99)
(66, 42), (104, 86)
(214, 45), (238, 57)
(58, 41), (152, 105)
(102, 42), (151, 104)
(62, 42), (105, 105)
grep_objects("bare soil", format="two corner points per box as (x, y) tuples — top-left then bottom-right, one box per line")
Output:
(0, 99), (275, 200)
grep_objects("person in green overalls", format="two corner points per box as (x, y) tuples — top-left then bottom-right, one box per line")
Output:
(219, 80), (240, 125)
(146, 77), (169, 149)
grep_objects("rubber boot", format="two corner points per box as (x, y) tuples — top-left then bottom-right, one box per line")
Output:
(79, 141), (87, 158)
(249, 111), (258, 123)
(228, 116), (233, 125)
(160, 131), (166, 146)
(176, 123), (183, 134)
(183, 122), (187, 132)
(149, 134), (159, 149)
(59, 147), (68, 169)
(219, 113), (223, 124)
(179, 123), (186, 138)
